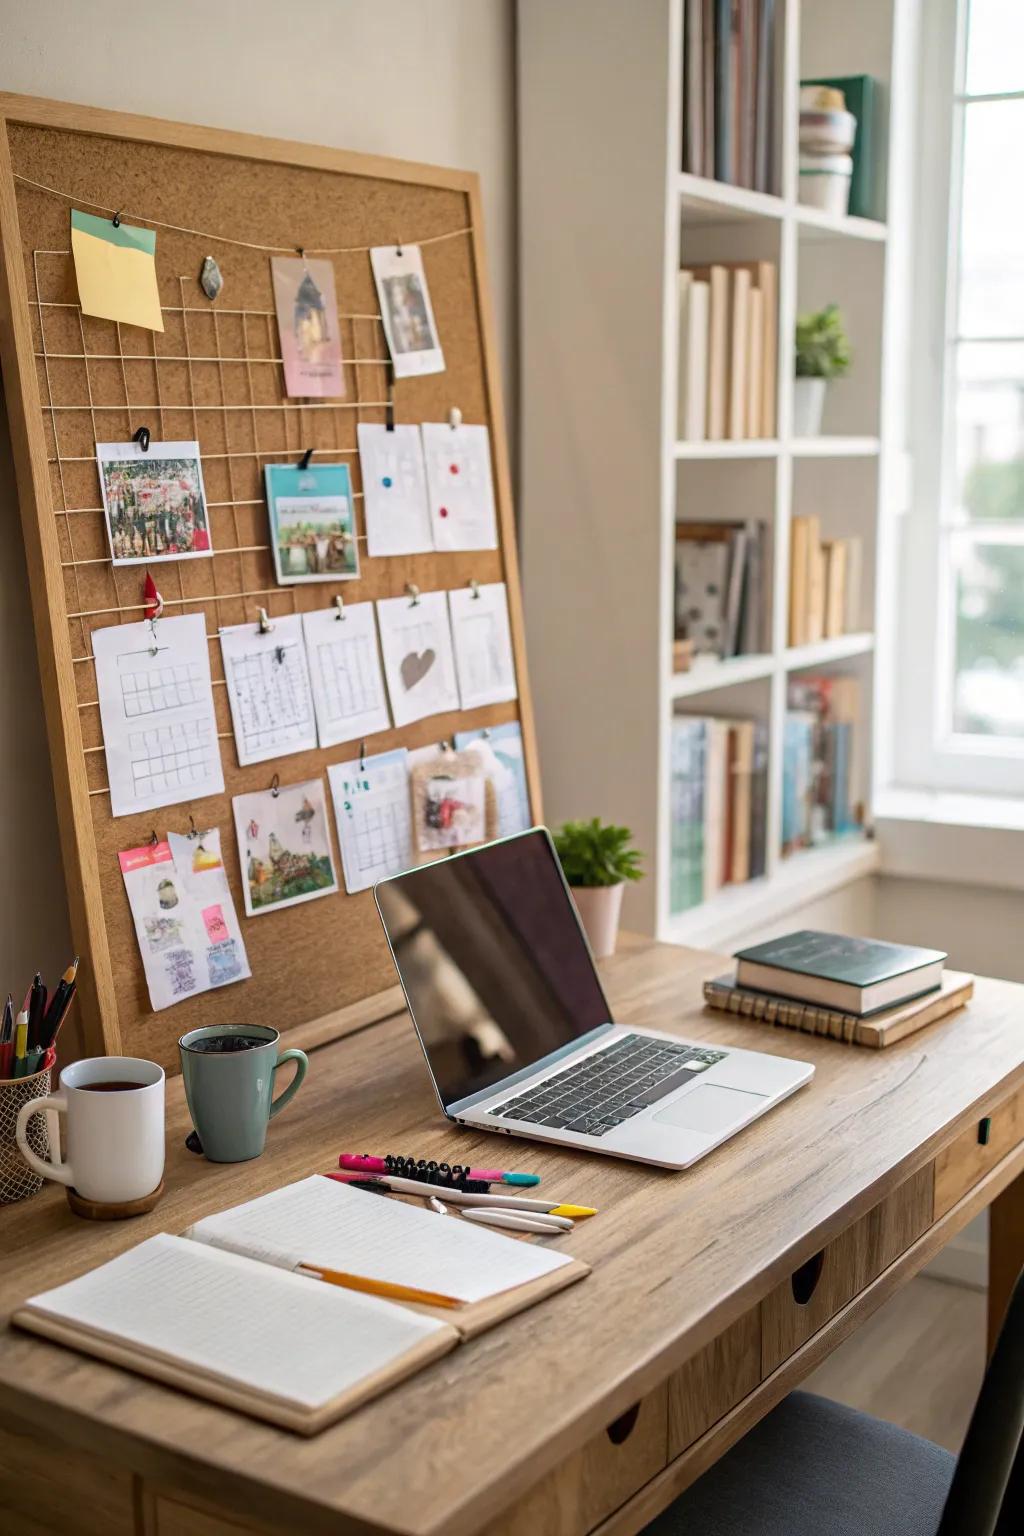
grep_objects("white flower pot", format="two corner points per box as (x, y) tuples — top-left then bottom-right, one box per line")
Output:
(793, 376), (827, 437)
(570, 882), (625, 960)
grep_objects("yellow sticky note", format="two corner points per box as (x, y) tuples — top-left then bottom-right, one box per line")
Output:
(71, 209), (164, 332)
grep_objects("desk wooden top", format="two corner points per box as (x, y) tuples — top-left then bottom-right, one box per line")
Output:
(2, 938), (1023, 1536)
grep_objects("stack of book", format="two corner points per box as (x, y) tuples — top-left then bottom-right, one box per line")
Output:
(682, 0), (779, 191)
(675, 520), (769, 661)
(670, 714), (769, 912)
(783, 674), (862, 853)
(678, 262), (777, 442)
(703, 930), (973, 1050)
(788, 515), (862, 645)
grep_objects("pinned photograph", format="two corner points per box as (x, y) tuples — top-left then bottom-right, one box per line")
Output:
(97, 440), (212, 565)
(370, 245), (445, 378)
(270, 255), (345, 398)
(232, 777), (339, 917)
(264, 462), (359, 584)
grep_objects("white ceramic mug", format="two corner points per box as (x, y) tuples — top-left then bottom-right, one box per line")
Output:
(16, 1056), (165, 1203)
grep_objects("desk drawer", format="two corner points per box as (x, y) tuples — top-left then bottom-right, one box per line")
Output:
(761, 1164), (933, 1375)
(486, 1383), (668, 1536)
(934, 1083), (1024, 1219)
(667, 1307), (761, 1460)
(0, 1424), (136, 1536)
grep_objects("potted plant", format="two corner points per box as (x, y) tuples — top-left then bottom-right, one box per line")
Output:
(794, 302), (851, 436)
(552, 818), (643, 959)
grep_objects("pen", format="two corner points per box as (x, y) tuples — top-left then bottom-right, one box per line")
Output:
(27, 973), (46, 1050)
(338, 1153), (540, 1187)
(295, 1264), (462, 1310)
(324, 1170), (596, 1218)
(460, 1209), (573, 1235)
(0, 994), (12, 1044)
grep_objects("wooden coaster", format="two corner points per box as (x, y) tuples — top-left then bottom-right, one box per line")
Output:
(65, 1180), (165, 1221)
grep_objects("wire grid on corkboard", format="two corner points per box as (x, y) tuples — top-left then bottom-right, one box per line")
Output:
(0, 97), (539, 1073)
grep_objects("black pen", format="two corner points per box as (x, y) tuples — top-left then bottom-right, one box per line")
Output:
(27, 974), (46, 1051)
(41, 957), (78, 1047)
(0, 995), (12, 1046)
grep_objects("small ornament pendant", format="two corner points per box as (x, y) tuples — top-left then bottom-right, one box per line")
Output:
(199, 255), (223, 301)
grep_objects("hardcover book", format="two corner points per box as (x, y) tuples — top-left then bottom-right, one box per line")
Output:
(735, 930), (948, 1015)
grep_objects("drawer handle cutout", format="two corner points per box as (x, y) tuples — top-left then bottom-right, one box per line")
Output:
(606, 1403), (641, 1445)
(791, 1250), (826, 1306)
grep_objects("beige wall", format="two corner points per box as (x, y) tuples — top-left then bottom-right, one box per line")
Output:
(0, 0), (517, 995)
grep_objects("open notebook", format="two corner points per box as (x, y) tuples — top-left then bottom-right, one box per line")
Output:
(13, 1177), (588, 1435)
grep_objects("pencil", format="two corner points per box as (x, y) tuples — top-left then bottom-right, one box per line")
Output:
(296, 1265), (462, 1310)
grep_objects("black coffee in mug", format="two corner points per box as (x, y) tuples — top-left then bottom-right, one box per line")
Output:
(186, 1034), (267, 1054)
(80, 1079), (145, 1092)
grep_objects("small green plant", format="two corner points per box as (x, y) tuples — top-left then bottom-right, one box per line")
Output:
(553, 818), (644, 888)
(795, 302), (851, 379)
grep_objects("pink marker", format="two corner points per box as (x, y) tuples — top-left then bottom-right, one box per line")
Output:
(337, 1153), (540, 1187)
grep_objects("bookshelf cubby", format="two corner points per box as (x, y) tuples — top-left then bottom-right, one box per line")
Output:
(520, 0), (906, 947)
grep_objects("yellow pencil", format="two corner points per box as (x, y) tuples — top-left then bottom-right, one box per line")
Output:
(297, 1265), (463, 1310)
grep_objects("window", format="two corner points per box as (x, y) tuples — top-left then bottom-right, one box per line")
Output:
(897, 0), (1024, 796)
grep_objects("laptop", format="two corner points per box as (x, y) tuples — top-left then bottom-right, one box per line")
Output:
(373, 828), (814, 1170)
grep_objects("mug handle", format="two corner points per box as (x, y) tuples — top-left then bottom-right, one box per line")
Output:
(16, 1093), (75, 1187)
(269, 1049), (308, 1120)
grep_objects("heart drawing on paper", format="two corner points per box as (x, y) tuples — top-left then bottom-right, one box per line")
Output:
(401, 648), (436, 691)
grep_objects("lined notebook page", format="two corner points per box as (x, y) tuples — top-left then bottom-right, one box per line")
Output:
(23, 1233), (450, 1410)
(187, 1176), (572, 1303)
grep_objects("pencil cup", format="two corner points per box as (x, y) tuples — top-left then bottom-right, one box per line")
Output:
(0, 1061), (55, 1205)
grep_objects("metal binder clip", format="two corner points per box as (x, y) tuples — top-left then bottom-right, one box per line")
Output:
(334, 595), (346, 621)
(359, 740), (367, 771)
(395, 237), (403, 257)
(188, 814), (199, 839)
(257, 607), (274, 634)
(385, 360), (396, 432)
(298, 447), (314, 471)
(132, 426), (151, 453)
(448, 406), (462, 431)
(405, 582), (421, 607)
(147, 830), (158, 847)
(112, 211), (121, 229)
(469, 578), (481, 600)
(270, 773), (280, 799)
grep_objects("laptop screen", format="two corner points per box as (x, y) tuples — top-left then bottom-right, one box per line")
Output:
(374, 829), (613, 1109)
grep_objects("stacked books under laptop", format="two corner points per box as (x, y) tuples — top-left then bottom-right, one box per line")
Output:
(704, 930), (973, 1049)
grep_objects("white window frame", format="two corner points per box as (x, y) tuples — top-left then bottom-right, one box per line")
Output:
(895, 0), (1024, 797)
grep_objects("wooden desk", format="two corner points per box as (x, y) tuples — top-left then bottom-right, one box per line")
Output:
(2, 939), (1023, 1536)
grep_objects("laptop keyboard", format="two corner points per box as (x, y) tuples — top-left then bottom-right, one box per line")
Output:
(490, 1034), (729, 1139)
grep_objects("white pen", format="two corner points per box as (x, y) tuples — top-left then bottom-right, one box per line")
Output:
(460, 1208), (574, 1235)
(327, 1171), (596, 1218)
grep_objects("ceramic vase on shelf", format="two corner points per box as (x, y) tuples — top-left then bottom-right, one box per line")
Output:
(792, 376), (827, 437)
(571, 883), (625, 960)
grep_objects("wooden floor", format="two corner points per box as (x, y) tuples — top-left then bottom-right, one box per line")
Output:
(805, 1275), (986, 1453)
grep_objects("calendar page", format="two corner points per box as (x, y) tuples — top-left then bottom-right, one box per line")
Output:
(93, 613), (225, 818)
(219, 614), (318, 766)
(327, 748), (414, 894)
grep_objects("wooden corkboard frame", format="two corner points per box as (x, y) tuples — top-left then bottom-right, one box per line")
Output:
(0, 94), (541, 1073)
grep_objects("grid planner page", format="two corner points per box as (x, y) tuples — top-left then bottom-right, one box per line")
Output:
(219, 613), (318, 765)
(93, 613), (225, 816)
(302, 602), (390, 747)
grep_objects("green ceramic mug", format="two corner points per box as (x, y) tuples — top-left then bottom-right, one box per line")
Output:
(178, 1024), (308, 1163)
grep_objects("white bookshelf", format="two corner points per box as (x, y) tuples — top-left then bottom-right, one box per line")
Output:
(519, 0), (907, 943)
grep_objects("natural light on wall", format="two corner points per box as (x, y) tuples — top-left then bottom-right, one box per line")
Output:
(946, 0), (1024, 742)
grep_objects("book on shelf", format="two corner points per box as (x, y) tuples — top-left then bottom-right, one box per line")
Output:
(788, 517), (862, 646)
(734, 931), (948, 1015)
(783, 674), (863, 851)
(678, 261), (777, 442)
(675, 519), (769, 660)
(670, 713), (768, 913)
(684, 0), (778, 191)
(703, 967), (974, 1048)
(677, 272), (710, 440)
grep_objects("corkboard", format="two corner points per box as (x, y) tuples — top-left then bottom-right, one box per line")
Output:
(0, 95), (540, 1073)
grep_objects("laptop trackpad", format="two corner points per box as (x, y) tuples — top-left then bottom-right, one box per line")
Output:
(653, 1083), (767, 1133)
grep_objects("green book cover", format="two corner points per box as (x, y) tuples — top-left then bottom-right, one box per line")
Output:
(735, 930), (946, 987)
(801, 74), (881, 221)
